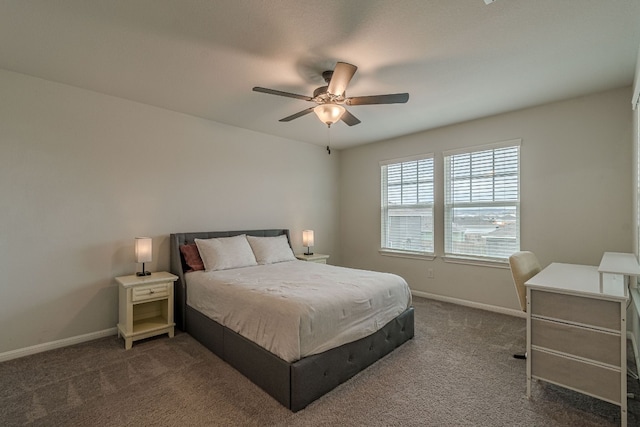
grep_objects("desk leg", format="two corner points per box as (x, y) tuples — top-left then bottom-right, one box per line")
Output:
(599, 272), (603, 293)
(621, 301), (627, 427)
(526, 287), (532, 398)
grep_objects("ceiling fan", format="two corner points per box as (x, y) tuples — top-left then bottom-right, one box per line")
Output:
(253, 62), (409, 127)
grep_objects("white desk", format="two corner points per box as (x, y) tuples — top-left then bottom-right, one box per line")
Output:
(525, 263), (629, 426)
(598, 252), (640, 294)
(599, 252), (640, 380)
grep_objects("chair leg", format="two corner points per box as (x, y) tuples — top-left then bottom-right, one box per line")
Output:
(513, 352), (526, 360)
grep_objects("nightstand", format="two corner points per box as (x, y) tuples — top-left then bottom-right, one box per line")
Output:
(295, 253), (330, 264)
(116, 271), (178, 350)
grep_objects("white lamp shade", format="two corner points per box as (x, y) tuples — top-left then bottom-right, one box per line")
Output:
(313, 104), (345, 126)
(135, 237), (152, 263)
(302, 230), (314, 247)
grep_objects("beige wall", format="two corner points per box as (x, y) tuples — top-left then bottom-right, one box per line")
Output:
(340, 87), (633, 312)
(0, 70), (340, 354)
(0, 67), (634, 356)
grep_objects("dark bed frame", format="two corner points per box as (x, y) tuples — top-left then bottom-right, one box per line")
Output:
(169, 229), (414, 412)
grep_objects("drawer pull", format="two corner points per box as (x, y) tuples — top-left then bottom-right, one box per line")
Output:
(149, 290), (155, 294)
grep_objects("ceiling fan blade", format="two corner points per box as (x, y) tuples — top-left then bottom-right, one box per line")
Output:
(346, 93), (409, 106)
(340, 109), (361, 126)
(279, 107), (315, 122)
(327, 62), (357, 96)
(253, 87), (312, 101)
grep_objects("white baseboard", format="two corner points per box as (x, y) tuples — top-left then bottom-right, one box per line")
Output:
(0, 327), (118, 363)
(411, 290), (526, 318)
(0, 293), (543, 363)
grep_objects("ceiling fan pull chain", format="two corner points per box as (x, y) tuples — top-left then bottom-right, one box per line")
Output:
(326, 125), (331, 155)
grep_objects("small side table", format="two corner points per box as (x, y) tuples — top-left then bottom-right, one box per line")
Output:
(116, 271), (178, 350)
(295, 253), (330, 264)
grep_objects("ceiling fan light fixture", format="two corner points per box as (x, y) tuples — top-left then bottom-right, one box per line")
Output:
(313, 104), (345, 126)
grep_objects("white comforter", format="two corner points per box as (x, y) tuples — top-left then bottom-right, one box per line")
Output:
(186, 260), (412, 362)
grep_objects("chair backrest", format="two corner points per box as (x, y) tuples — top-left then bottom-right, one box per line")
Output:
(509, 251), (542, 312)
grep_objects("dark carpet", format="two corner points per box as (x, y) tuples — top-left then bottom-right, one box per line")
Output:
(1, 297), (638, 426)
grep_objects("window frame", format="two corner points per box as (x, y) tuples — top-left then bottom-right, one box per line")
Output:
(380, 153), (435, 259)
(443, 139), (521, 265)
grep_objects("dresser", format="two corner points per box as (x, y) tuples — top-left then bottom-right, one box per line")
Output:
(525, 263), (629, 426)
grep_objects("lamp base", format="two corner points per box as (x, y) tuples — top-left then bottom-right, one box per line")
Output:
(305, 250), (314, 256)
(136, 262), (151, 277)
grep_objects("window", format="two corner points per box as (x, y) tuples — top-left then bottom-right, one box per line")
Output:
(444, 140), (520, 262)
(381, 154), (434, 256)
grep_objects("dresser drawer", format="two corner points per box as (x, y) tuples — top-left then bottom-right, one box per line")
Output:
(531, 318), (621, 367)
(530, 289), (620, 331)
(132, 283), (171, 302)
(531, 349), (621, 404)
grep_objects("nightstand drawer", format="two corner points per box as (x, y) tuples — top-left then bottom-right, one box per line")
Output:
(132, 283), (171, 302)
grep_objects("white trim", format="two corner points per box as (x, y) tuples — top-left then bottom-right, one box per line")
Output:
(632, 43), (639, 110)
(442, 138), (521, 157)
(442, 255), (510, 269)
(379, 249), (436, 260)
(0, 327), (117, 363)
(411, 289), (526, 318)
(379, 152), (434, 167)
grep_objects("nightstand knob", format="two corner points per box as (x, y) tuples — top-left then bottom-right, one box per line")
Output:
(149, 290), (155, 294)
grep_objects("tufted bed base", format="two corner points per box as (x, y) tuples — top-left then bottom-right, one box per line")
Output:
(170, 229), (415, 412)
(186, 302), (414, 411)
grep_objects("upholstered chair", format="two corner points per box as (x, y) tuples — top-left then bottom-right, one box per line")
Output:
(508, 251), (541, 359)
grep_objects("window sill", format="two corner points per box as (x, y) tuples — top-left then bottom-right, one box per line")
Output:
(442, 255), (509, 269)
(379, 249), (436, 261)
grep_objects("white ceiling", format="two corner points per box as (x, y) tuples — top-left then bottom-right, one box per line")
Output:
(1, 0), (639, 150)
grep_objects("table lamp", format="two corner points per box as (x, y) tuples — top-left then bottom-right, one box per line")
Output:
(135, 237), (152, 276)
(302, 230), (314, 255)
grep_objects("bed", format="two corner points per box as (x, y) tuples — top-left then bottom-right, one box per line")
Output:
(169, 229), (414, 411)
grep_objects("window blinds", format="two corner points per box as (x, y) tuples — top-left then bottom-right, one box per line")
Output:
(381, 155), (434, 254)
(444, 141), (520, 260)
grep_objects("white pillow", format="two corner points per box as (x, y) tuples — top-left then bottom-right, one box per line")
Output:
(194, 235), (258, 271)
(246, 234), (296, 265)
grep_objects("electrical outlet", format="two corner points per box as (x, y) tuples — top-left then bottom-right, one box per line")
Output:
(427, 268), (434, 279)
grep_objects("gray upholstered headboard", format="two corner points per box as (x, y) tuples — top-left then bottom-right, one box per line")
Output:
(169, 229), (291, 330)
